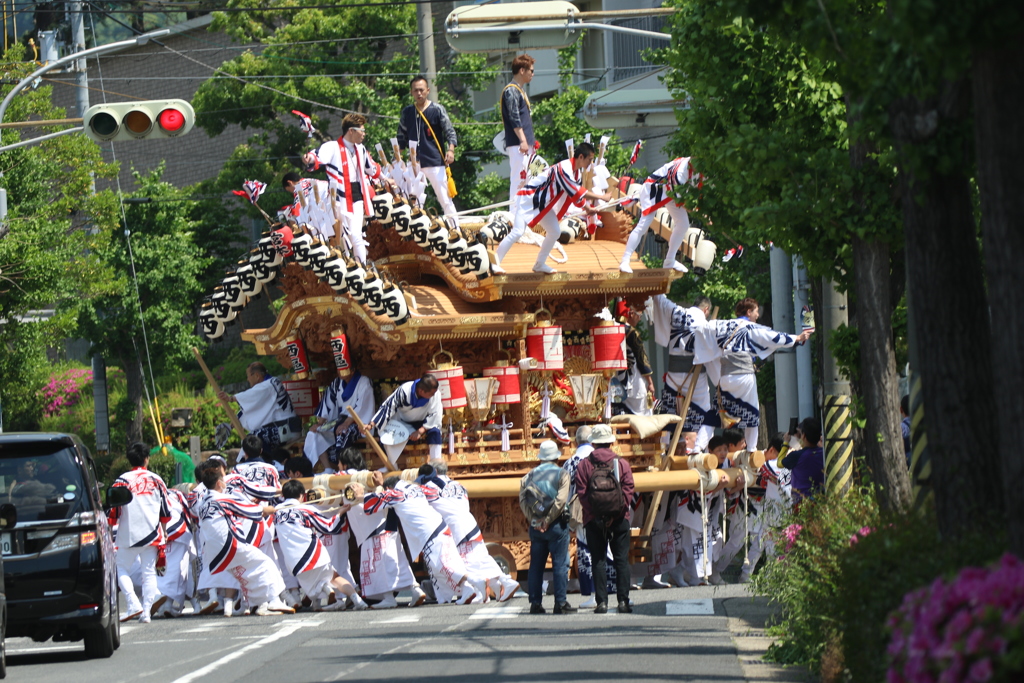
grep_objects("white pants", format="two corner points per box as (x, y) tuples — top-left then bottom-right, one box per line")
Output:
(648, 520), (682, 577)
(338, 199), (367, 263)
(216, 541), (287, 607)
(434, 536), (507, 603)
(421, 165), (457, 217)
(296, 563), (335, 602)
(507, 147), (528, 209)
(323, 531), (357, 588)
(273, 540), (301, 590)
(156, 535), (195, 604)
(494, 193), (559, 269)
(423, 528), (470, 599)
(663, 369), (715, 451)
(116, 544), (158, 613)
(622, 199), (690, 267)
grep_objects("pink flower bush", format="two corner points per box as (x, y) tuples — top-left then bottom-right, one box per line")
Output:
(850, 526), (875, 546)
(782, 523), (803, 551)
(37, 368), (93, 417)
(886, 553), (1024, 683)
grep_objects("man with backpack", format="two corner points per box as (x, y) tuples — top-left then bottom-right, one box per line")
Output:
(519, 440), (576, 615)
(573, 423), (636, 614)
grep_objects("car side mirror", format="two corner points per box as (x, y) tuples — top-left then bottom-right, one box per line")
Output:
(106, 486), (133, 508)
(0, 503), (17, 529)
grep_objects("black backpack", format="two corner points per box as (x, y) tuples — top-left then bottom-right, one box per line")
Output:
(586, 455), (624, 522)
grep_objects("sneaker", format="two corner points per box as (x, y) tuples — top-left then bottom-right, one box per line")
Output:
(199, 599), (220, 616)
(532, 263), (557, 275)
(410, 585), (427, 608)
(529, 603), (546, 615)
(737, 573), (752, 584)
(224, 600), (234, 618)
(708, 572), (726, 586)
(161, 601), (183, 618)
(619, 263), (634, 274)
(579, 596), (597, 609)
(617, 600), (634, 614)
(120, 608), (143, 623)
(138, 612), (151, 624)
(497, 577), (520, 603)
(594, 602), (608, 614)
(285, 589), (303, 610)
(189, 597), (203, 615)
(149, 595), (168, 617)
(321, 597), (347, 612)
(370, 594), (399, 610)
(350, 594), (369, 611)
(663, 259), (688, 273)
(553, 603), (577, 614)
(265, 599), (296, 614)
(641, 576), (671, 590)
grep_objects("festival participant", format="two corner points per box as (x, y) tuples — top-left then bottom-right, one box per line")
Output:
(109, 442), (171, 623)
(612, 299), (654, 416)
(650, 294), (716, 451)
(344, 474), (421, 609)
(282, 171), (334, 241)
(417, 461), (520, 603)
(274, 480), (368, 611)
(217, 363), (301, 458)
(397, 76), (458, 217)
(671, 436), (729, 587)
(306, 370), (375, 472)
(192, 467), (294, 616)
(695, 298), (813, 450)
(154, 485), (198, 617)
(619, 156), (702, 273)
(364, 373), (443, 466)
(492, 142), (610, 275)
(302, 113), (388, 264)
(500, 54), (537, 206)
(363, 473), (487, 606)
(715, 433), (789, 583)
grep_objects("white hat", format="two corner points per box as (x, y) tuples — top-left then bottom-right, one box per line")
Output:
(379, 421), (413, 446)
(590, 423), (615, 445)
(537, 440), (561, 461)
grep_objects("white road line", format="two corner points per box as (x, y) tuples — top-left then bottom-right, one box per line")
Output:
(168, 621), (314, 683)
(469, 604), (524, 620)
(666, 599), (715, 615)
(372, 615), (421, 624)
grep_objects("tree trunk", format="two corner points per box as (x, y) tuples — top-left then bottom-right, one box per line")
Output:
(852, 236), (912, 511)
(973, 37), (1024, 554)
(121, 356), (146, 447)
(889, 80), (1002, 539)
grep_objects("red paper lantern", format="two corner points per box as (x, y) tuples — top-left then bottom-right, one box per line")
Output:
(330, 330), (353, 379)
(590, 321), (628, 371)
(428, 350), (467, 409)
(283, 336), (311, 379)
(526, 311), (564, 371)
(271, 225), (294, 257)
(483, 362), (521, 404)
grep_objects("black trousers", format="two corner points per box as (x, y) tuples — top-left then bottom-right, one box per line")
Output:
(585, 515), (631, 605)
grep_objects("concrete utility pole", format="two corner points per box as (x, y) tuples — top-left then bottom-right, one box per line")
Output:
(792, 256), (814, 419)
(70, 0), (90, 117)
(770, 245), (798, 433)
(821, 278), (853, 495)
(417, 1), (437, 96)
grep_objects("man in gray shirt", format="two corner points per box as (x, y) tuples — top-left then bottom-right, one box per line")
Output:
(500, 53), (537, 205)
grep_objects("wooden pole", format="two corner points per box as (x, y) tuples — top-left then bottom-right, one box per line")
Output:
(347, 406), (398, 473)
(191, 347), (246, 439)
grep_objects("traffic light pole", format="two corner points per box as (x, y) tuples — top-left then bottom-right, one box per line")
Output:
(70, 0), (90, 118)
(0, 28), (169, 154)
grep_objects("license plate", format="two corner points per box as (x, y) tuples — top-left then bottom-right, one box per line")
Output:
(0, 532), (11, 556)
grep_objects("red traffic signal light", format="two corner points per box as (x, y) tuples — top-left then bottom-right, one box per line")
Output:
(83, 99), (195, 142)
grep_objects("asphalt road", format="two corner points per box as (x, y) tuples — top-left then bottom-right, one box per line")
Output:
(6, 584), (755, 683)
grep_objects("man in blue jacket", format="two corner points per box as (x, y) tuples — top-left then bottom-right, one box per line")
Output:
(397, 76), (458, 217)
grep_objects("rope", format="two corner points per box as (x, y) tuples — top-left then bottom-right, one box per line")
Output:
(699, 470), (710, 582)
(312, 472), (334, 492)
(743, 468), (750, 568)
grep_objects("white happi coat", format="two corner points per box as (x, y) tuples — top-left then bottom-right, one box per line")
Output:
(650, 295), (714, 441)
(109, 468), (170, 548)
(273, 498), (345, 577)
(305, 373), (375, 465)
(235, 377), (297, 433)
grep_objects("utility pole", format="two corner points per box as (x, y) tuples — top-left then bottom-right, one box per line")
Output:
(770, 245), (798, 433)
(822, 278), (853, 495)
(417, 1), (437, 95)
(70, 0), (90, 117)
(793, 256), (814, 419)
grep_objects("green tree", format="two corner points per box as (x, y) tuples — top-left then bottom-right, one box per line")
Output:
(660, 0), (911, 510)
(0, 45), (120, 429)
(76, 165), (210, 447)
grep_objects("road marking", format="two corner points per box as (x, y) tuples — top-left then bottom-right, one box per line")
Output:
(469, 604), (523, 620)
(666, 599), (714, 615)
(372, 615), (421, 624)
(168, 620), (316, 683)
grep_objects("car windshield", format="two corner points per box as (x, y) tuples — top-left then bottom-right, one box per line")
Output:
(0, 442), (88, 522)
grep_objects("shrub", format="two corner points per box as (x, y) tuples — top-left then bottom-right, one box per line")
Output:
(37, 365), (93, 417)
(887, 553), (1024, 683)
(752, 485), (880, 672)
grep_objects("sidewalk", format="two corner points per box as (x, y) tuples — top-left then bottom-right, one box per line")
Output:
(721, 591), (814, 682)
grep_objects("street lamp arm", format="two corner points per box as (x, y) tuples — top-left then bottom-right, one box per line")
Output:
(0, 28), (171, 128)
(0, 127), (83, 154)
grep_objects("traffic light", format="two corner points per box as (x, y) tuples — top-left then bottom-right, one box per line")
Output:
(83, 99), (195, 142)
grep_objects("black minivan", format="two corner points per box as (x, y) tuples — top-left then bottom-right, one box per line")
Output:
(0, 433), (126, 660)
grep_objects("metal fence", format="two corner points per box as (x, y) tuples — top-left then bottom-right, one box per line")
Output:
(609, 16), (666, 83)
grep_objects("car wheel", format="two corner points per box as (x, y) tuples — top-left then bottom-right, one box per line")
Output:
(83, 620), (115, 659)
(111, 612), (121, 650)
(0, 626), (7, 679)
